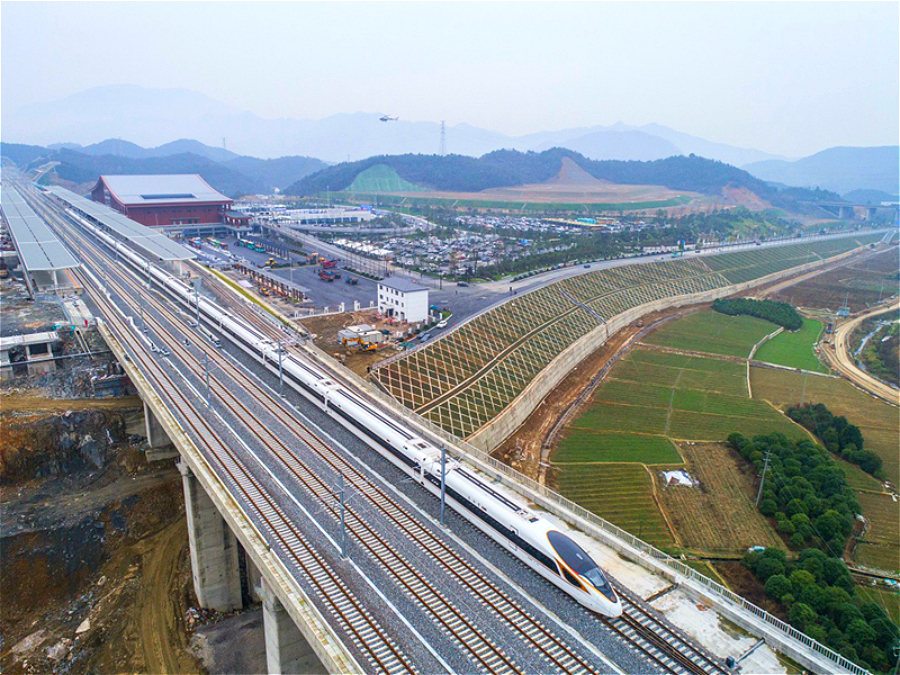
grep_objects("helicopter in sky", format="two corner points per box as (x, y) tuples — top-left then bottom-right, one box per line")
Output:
(379, 115), (399, 122)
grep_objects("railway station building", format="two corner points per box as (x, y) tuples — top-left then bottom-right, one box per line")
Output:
(90, 174), (249, 236)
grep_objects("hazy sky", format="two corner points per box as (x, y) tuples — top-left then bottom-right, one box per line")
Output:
(2, 1), (898, 156)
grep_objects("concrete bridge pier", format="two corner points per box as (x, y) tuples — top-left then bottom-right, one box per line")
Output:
(144, 402), (177, 460)
(247, 556), (265, 604)
(179, 461), (243, 612)
(262, 579), (324, 675)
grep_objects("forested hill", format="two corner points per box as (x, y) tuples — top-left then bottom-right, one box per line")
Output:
(0, 141), (327, 197)
(285, 149), (839, 208)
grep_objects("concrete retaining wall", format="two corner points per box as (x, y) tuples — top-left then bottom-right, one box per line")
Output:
(467, 246), (863, 451)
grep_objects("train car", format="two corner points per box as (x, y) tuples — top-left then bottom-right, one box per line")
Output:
(71, 209), (622, 618)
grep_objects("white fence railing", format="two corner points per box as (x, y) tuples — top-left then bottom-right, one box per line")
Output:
(298, 315), (872, 675)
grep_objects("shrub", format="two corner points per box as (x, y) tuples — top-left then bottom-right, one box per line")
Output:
(787, 403), (883, 478)
(712, 297), (802, 330)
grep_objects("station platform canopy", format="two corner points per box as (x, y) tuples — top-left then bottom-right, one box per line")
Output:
(1, 186), (80, 272)
(49, 187), (196, 262)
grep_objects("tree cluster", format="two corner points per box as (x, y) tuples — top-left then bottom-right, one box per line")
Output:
(712, 298), (803, 331)
(787, 403), (883, 478)
(743, 547), (898, 671)
(728, 433), (857, 554)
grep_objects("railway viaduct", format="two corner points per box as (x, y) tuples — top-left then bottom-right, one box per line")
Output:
(103, 323), (348, 674)
(19, 181), (885, 675)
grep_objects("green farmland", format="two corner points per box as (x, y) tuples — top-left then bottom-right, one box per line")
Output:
(754, 318), (827, 372)
(555, 346), (806, 467)
(554, 430), (682, 464)
(553, 464), (675, 548)
(643, 311), (777, 358)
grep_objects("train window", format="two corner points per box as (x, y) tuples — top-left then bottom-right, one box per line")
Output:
(560, 565), (584, 590)
(547, 531), (614, 599)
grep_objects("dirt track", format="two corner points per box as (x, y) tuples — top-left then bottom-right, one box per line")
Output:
(134, 518), (198, 675)
(825, 299), (900, 405)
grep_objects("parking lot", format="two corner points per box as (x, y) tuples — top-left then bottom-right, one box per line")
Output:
(195, 236), (507, 326)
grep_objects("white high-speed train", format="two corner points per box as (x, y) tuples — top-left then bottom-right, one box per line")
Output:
(62, 204), (622, 618)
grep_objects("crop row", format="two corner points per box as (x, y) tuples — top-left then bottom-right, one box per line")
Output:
(554, 464), (675, 548)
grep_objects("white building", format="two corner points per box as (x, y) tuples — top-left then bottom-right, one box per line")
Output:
(378, 277), (429, 324)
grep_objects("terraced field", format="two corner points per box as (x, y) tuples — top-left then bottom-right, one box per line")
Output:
(750, 367), (900, 485)
(552, 464), (676, 548)
(557, 348), (806, 465)
(750, 366), (900, 572)
(373, 234), (881, 440)
(855, 492), (900, 572)
(658, 443), (783, 554)
(642, 311), (776, 358)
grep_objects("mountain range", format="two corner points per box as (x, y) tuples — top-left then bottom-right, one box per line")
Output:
(285, 149), (840, 214)
(2, 85), (896, 198)
(0, 140), (327, 196)
(744, 146), (899, 197)
(3, 84), (786, 165)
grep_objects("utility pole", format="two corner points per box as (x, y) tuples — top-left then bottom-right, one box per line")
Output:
(195, 283), (201, 326)
(338, 473), (347, 559)
(440, 120), (446, 156)
(139, 295), (144, 330)
(277, 340), (284, 396)
(756, 450), (772, 506)
(204, 351), (211, 408)
(440, 445), (447, 527)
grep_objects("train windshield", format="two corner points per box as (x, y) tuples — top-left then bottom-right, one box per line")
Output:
(547, 531), (616, 600)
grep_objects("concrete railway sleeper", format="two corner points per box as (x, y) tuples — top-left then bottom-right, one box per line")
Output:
(37, 214), (418, 675)
(39, 187), (738, 675)
(71, 220), (601, 675)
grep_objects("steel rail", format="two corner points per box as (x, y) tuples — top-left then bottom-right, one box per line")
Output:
(29, 190), (417, 675)
(41, 189), (730, 675)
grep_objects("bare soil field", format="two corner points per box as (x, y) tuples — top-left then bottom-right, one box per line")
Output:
(299, 310), (402, 377)
(767, 245), (899, 313)
(658, 443), (783, 555)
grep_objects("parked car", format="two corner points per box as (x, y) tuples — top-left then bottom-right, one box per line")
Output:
(457, 281), (469, 287)
(437, 320), (448, 329)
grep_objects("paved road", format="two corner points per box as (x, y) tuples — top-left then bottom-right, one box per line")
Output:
(827, 299), (900, 404)
(250, 228), (889, 335)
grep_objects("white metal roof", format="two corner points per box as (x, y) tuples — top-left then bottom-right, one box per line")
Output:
(97, 174), (231, 205)
(0, 186), (80, 272)
(379, 277), (429, 293)
(49, 187), (196, 262)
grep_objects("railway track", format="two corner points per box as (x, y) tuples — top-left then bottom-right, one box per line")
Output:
(52, 240), (417, 675)
(604, 590), (731, 675)
(36, 194), (613, 675)
(33, 186), (734, 675)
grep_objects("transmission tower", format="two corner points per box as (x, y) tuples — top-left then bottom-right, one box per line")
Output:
(440, 121), (446, 156)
